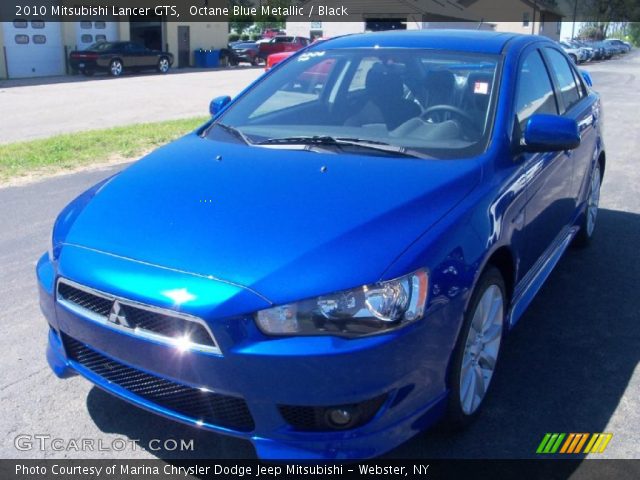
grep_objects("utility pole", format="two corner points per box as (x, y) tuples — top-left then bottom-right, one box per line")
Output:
(571, 0), (578, 39)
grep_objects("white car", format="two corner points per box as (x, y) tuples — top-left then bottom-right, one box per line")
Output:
(559, 41), (587, 63)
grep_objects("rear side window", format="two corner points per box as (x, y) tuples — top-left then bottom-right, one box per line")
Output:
(515, 50), (557, 130)
(544, 48), (582, 112)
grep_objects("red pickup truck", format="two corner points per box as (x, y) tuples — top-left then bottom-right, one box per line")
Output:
(258, 36), (310, 61)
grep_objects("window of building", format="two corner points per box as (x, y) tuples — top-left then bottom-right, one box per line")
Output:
(80, 21), (92, 29)
(33, 35), (46, 44)
(81, 34), (93, 44)
(31, 21), (45, 29)
(13, 19), (28, 28)
(96, 34), (107, 42)
(95, 21), (106, 29)
(15, 34), (30, 44)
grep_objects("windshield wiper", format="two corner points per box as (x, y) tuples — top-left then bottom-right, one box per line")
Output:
(216, 123), (253, 145)
(258, 136), (429, 159)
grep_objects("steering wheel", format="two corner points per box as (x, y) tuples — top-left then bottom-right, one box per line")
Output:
(421, 105), (481, 138)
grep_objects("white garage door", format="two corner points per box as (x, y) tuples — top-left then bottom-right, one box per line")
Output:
(3, 20), (65, 78)
(76, 20), (119, 49)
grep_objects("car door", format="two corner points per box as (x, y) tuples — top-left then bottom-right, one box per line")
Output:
(514, 47), (575, 276)
(141, 46), (158, 68)
(541, 46), (599, 215)
(123, 43), (145, 68)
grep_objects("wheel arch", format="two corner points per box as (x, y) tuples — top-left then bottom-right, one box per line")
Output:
(484, 247), (515, 304)
(597, 150), (606, 182)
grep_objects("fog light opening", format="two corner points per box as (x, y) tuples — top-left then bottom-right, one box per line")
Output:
(326, 407), (356, 429)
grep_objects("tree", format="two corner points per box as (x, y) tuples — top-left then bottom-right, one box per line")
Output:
(628, 22), (640, 45)
(229, 0), (255, 34)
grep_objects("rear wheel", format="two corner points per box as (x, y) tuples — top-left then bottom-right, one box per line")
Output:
(157, 57), (170, 74)
(109, 59), (123, 77)
(574, 163), (602, 247)
(445, 266), (506, 428)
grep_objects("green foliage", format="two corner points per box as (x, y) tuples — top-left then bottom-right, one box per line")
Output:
(628, 22), (640, 45)
(228, 33), (240, 42)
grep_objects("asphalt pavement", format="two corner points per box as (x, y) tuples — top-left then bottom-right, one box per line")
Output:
(0, 67), (263, 144)
(0, 52), (638, 461)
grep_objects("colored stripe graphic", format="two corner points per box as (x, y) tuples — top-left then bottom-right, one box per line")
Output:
(537, 433), (612, 454)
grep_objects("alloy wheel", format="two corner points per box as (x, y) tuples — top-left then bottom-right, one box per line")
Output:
(459, 284), (504, 415)
(159, 58), (170, 73)
(111, 60), (123, 76)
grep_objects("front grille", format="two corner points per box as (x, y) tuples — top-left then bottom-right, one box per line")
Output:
(58, 282), (112, 317)
(57, 279), (217, 351)
(279, 395), (387, 431)
(63, 334), (254, 432)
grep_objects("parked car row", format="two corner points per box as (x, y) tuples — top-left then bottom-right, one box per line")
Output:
(228, 36), (312, 67)
(559, 38), (632, 63)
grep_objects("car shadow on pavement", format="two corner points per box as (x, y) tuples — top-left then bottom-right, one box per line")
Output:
(86, 208), (639, 461)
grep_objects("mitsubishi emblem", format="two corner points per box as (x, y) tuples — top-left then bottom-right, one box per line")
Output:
(108, 301), (130, 327)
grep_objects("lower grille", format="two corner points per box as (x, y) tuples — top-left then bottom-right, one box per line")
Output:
(279, 395), (387, 431)
(63, 334), (254, 432)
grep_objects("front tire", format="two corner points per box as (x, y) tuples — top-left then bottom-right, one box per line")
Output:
(109, 59), (123, 77)
(157, 57), (170, 74)
(445, 266), (506, 429)
(574, 163), (602, 247)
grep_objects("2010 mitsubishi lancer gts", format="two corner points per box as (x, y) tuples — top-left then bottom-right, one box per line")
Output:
(37, 30), (605, 459)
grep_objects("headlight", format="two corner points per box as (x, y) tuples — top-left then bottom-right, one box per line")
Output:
(255, 270), (428, 337)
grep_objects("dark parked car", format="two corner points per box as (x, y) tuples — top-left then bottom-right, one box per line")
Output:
(603, 38), (631, 54)
(230, 42), (261, 65)
(69, 41), (174, 77)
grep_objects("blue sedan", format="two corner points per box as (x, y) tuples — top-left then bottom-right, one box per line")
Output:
(37, 30), (604, 459)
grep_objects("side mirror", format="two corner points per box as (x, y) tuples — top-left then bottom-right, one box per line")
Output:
(209, 95), (231, 117)
(580, 69), (593, 87)
(522, 114), (580, 153)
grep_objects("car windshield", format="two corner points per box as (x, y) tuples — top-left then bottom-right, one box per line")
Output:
(206, 48), (500, 159)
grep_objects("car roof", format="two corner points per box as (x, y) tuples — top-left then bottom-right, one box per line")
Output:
(310, 29), (548, 55)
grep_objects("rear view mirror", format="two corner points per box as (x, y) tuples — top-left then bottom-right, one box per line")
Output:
(209, 95), (231, 117)
(580, 69), (593, 87)
(522, 114), (580, 153)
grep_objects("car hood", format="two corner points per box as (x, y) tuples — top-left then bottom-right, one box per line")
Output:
(64, 133), (480, 305)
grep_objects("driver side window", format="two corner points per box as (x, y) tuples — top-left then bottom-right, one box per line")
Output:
(515, 50), (558, 131)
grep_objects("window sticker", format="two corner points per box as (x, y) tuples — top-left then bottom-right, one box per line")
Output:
(474, 81), (489, 95)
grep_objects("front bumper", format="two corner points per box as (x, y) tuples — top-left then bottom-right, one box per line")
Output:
(37, 248), (459, 459)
